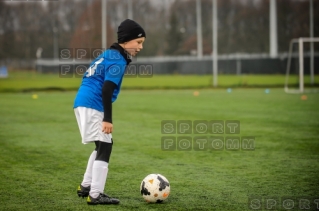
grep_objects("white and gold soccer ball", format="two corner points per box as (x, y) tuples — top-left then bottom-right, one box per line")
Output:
(140, 173), (170, 203)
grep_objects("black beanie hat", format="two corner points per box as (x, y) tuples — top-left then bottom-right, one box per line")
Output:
(117, 19), (146, 43)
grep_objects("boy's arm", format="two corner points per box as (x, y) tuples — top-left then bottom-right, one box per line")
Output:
(101, 80), (117, 133)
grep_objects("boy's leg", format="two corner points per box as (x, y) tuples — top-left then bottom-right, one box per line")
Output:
(90, 140), (113, 198)
(81, 142), (99, 187)
(87, 140), (119, 205)
(77, 142), (99, 197)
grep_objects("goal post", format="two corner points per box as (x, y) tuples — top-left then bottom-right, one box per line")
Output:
(285, 37), (319, 94)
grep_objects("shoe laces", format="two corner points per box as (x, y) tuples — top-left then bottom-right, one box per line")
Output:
(100, 193), (111, 198)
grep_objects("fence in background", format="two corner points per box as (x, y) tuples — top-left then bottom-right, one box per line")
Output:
(1, 53), (319, 75)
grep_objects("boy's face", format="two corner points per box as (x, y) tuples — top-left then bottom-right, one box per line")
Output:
(123, 37), (145, 57)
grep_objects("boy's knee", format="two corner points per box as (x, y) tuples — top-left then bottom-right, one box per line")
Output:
(95, 140), (113, 163)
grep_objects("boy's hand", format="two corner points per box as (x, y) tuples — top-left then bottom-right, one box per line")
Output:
(102, 122), (113, 134)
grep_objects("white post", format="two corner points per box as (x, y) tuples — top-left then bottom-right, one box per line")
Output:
(310, 0), (314, 85)
(53, 26), (58, 60)
(196, 0), (203, 58)
(102, 0), (107, 49)
(236, 57), (241, 75)
(299, 38), (304, 93)
(270, 0), (278, 58)
(128, 0), (133, 19)
(212, 0), (218, 87)
(36, 47), (43, 73)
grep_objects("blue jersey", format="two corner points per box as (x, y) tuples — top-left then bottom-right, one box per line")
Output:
(74, 44), (130, 112)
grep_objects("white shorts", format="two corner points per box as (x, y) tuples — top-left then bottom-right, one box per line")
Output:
(74, 107), (113, 144)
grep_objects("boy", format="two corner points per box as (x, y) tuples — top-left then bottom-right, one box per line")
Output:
(73, 19), (146, 205)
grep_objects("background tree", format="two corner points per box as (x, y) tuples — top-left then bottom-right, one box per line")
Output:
(0, 0), (318, 60)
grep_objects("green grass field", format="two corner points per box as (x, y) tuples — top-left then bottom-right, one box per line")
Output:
(1, 71), (319, 92)
(0, 88), (318, 210)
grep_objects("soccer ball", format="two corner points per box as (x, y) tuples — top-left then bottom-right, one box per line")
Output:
(140, 173), (170, 203)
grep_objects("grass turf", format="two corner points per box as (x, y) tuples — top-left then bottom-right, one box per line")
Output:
(0, 89), (318, 210)
(1, 71), (319, 92)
